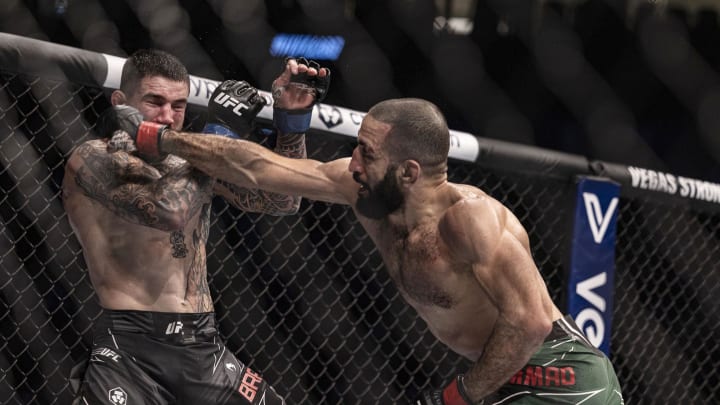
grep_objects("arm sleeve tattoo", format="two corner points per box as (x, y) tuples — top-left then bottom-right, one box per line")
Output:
(215, 132), (306, 215)
(72, 142), (212, 231)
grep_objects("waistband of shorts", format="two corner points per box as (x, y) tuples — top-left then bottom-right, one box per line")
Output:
(545, 314), (589, 343)
(544, 314), (604, 355)
(96, 309), (218, 340)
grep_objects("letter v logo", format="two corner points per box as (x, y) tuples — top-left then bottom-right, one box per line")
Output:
(576, 272), (607, 311)
(582, 193), (619, 244)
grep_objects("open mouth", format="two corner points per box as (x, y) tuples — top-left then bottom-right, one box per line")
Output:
(353, 172), (369, 195)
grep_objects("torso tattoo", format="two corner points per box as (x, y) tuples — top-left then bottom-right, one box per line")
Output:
(170, 230), (188, 258)
(185, 204), (212, 310)
(71, 141), (215, 311)
(73, 142), (213, 231)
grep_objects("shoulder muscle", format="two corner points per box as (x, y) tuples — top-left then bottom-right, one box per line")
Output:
(440, 196), (505, 264)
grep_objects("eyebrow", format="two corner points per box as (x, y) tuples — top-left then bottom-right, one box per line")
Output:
(358, 141), (376, 155)
(143, 93), (188, 104)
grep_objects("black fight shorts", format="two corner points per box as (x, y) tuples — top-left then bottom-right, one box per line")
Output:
(70, 310), (285, 405)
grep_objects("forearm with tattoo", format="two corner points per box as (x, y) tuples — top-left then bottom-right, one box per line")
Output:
(73, 142), (212, 231)
(275, 132), (307, 159)
(215, 180), (300, 215)
(212, 132), (306, 215)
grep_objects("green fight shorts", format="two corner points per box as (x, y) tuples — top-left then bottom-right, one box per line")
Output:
(487, 315), (624, 404)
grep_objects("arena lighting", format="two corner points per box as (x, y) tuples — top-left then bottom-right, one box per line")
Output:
(55, 0), (67, 15)
(434, 0), (477, 35)
(269, 33), (345, 60)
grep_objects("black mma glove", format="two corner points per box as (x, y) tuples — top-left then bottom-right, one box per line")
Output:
(273, 57), (331, 134)
(416, 376), (478, 405)
(205, 80), (268, 139)
(96, 105), (167, 159)
(288, 57), (330, 104)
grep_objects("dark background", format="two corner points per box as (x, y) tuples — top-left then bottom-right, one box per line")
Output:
(2, 0), (720, 182)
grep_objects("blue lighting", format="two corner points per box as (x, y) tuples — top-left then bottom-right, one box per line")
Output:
(270, 34), (345, 61)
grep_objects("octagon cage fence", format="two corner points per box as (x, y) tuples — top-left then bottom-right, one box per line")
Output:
(1, 33), (719, 404)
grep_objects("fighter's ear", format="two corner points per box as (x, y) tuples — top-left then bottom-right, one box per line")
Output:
(110, 90), (127, 106)
(399, 159), (420, 186)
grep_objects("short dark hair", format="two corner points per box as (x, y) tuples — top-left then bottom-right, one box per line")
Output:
(368, 98), (450, 169)
(120, 49), (190, 96)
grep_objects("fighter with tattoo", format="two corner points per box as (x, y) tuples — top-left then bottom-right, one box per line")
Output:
(62, 49), (330, 404)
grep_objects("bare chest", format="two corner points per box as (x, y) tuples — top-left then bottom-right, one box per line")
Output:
(367, 221), (499, 358)
(377, 227), (464, 309)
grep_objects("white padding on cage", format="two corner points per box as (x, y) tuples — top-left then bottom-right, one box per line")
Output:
(449, 130), (480, 162)
(102, 54), (125, 89)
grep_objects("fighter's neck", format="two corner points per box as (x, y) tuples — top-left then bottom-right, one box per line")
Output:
(385, 181), (454, 230)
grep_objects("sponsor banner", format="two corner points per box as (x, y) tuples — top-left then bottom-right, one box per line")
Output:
(627, 166), (720, 204)
(567, 177), (620, 356)
(188, 76), (223, 106)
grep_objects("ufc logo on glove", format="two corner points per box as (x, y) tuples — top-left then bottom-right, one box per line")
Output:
(212, 92), (252, 117)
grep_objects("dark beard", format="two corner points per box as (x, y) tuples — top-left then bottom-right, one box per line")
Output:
(355, 167), (404, 219)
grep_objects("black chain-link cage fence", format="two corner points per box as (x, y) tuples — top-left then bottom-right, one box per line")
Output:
(612, 198), (720, 404)
(0, 72), (718, 404)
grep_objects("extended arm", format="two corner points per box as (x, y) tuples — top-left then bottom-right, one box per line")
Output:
(160, 131), (352, 205)
(95, 96), (353, 216)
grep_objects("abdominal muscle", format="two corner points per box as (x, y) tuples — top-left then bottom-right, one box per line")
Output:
(410, 291), (499, 362)
(75, 211), (212, 313)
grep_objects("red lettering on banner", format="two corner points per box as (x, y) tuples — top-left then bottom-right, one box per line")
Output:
(238, 368), (263, 402)
(523, 366), (543, 386)
(545, 367), (560, 386)
(561, 367), (575, 385)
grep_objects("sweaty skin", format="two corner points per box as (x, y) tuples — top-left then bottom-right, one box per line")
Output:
(63, 62), (320, 313)
(155, 114), (563, 401)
